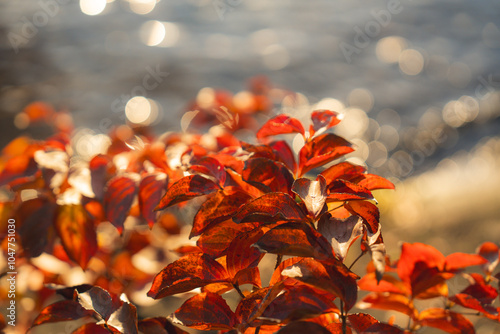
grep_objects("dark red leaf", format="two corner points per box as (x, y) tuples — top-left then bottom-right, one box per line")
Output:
(327, 180), (374, 202)
(192, 187), (252, 238)
(77, 286), (115, 321)
(243, 158), (294, 195)
(104, 176), (138, 232)
(254, 222), (335, 261)
(107, 301), (139, 334)
(139, 173), (168, 228)
(276, 321), (331, 334)
(292, 175), (327, 218)
(226, 228), (265, 278)
(232, 193), (306, 224)
(461, 274), (498, 304)
(0, 153), (38, 186)
(269, 140), (297, 174)
(147, 253), (229, 299)
(30, 300), (95, 328)
(317, 214), (364, 261)
(280, 258), (358, 310)
(169, 292), (237, 330)
(418, 308), (474, 334)
(197, 220), (257, 258)
(450, 293), (498, 316)
(138, 317), (189, 334)
(321, 162), (366, 185)
(72, 323), (112, 334)
(155, 174), (219, 210)
(256, 114), (305, 141)
(345, 201), (380, 233)
(347, 313), (404, 334)
(310, 109), (341, 136)
(298, 133), (353, 177)
(89, 154), (111, 199)
(55, 204), (97, 269)
(189, 156), (226, 186)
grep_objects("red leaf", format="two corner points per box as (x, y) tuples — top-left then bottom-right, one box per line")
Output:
(270, 257), (303, 286)
(170, 292), (237, 330)
(147, 253), (229, 299)
(254, 222), (335, 261)
(138, 173), (168, 228)
(298, 133), (353, 177)
(345, 201), (380, 233)
(104, 176), (138, 232)
(327, 180), (374, 202)
(0, 153), (38, 186)
(444, 252), (487, 271)
(30, 300), (94, 328)
(461, 274), (498, 304)
(476, 241), (499, 275)
(156, 174), (219, 210)
(418, 308), (474, 334)
(269, 140), (297, 174)
(226, 228), (265, 278)
(310, 109), (341, 136)
(138, 317), (189, 334)
(292, 175), (327, 218)
(55, 204), (97, 269)
(358, 292), (416, 318)
(450, 293), (498, 317)
(280, 258), (358, 310)
(354, 173), (395, 191)
(107, 301), (139, 334)
(358, 272), (409, 295)
(256, 114), (305, 141)
(317, 214), (364, 261)
(192, 187), (252, 238)
(348, 313), (403, 334)
(276, 321), (331, 334)
(321, 162), (366, 184)
(189, 156), (226, 186)
(243, 158), (294, 194)
(89, 154), (111, 199)
(197, 220), (257, 258)
(233, 193), (306, 224)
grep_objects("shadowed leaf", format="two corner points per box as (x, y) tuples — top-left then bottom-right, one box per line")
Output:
(345, 201), (380, 233)
(327, 180), (374, 202)
(276, 321), (331, 333)
(321, 162), (366, 185)
(104, 176), (138, 232)
(227, 228), (265, 278)
(310, 110), (341, 136)
(318, 214), (364, 261)
(72, 323), (113, 334)
(139, 173), (168, 228)
(292, 175), (327, 218)
(107, 301), (139, 334)
(243, 158), (294, 195)
(189, 156), (226, 186)
(197, 220), (257, 258)
(138, 317), (189, 334)
(30, 300), (95, 328)
(270, 140), (297, 174)
(233, 193), (306, 224)
(77, 286), (115, 321)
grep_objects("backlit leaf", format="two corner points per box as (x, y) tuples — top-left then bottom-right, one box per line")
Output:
(55, 204), (97, 269)
(77, 286), (115, 321)
(0, 153), (38, 186)
(170, 292), (237, 330)
(320, 162), (366, 185)
(226, 228), (265, 278)
(298, 133), (353, 177)
(256, 114), (305, 141)
(444, 252), (487, 272)
(233, 193), (306, 224)
(107, 301), (139, 334)
(197, 220), (257, 258)
(327, 180), (374, 202)
(354, 173), (395, 191)
(89, 154), (111, 199)
(189, 156), (226, 186)
(310, 110), (340, 136)
(348, 313), (403, 334)
(138, 173), (168, 228)
(269, 140), (297, 174)
(148, 253), (229, 299)
(156, 174), (219, 210)
(253, 222), (335, 261)
(292, 175), (327, 218)
(345, 201), (379, 233)
(418, 308), (474, 334)
(104, 176), (138, 232)
(358, 292), (416, 318)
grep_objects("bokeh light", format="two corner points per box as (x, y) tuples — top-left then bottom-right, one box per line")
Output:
(79, 0), (107, 16)
(398, 49), (424, 76)
(376, 36), (407, 64)
(140, 20), (180, 47)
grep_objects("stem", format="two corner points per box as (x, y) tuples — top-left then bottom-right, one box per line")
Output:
(255, 326), (261, 334)
(275, 254), (283, 270)
(233, 283), (245, 299)
(340, 300), (346, 334)
(348, 252), (365, 271)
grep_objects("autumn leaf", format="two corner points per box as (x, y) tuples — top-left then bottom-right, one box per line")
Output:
(327, 180), (374, 202)
(104, 175), (138, 232)
(89, 154), (111, 199)
(418, 308), (474, 334)
(138, 173), (168, 228)
(232, 193), (306, 224)
(298, 133), (353, 177)
(189, 156), (226, 186)
(55, 204), (97, 269)
(320, 162), (366, 184)
(77, 286), (116, 321)
(155, 174), (219, 210)
(348, 313), (404, 334)
(256, 114), (305, 141)
(30, 300), (95, 328)
(292, 175), (327, 218)
(72, 323), (114, 334)
(147, 253), (229, 299)
(226, 228), (265, 278)
(191, 187), (252, 238)
(138, 317), (189, 334)
(317, 214), (364, 261)
(358, 272), (409, 296)
(358, 292), (416, 318)
(243, 158), (294, 195)
(276, 321), (331, 334)
(253, 222), (335, 261)
(169, 292), (237, 331)
(269, 140), (297, 174)
(107, 300), (139, 334)
(345, 200), (380, 233)
(309, 109), (341, 136)
(476, 241), (500, 275)
(0, 152), (38, 187)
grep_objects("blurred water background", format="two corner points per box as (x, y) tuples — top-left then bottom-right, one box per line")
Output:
(1, 0), (500, 332)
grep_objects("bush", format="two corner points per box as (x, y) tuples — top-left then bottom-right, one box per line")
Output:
(0, 82), (499, 333)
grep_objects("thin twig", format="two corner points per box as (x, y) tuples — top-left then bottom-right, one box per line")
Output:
(348, 252), (365, 270)
(275, 254), (283, 270)
(233, 283), (245, 299)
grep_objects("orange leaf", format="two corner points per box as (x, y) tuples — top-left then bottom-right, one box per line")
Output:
(256, 114), (305, 141)
(358, 292), (416, 318)
(298, 133), (353, 177)
(156, 174), (219, 210)
(55, 204), (97, 269)
(477, 241), (500, 275)
(233, 193), (306, 224)
(72, 323), (112, 334)
(418, 308), (474, 334)
(345, 201), (380, 233)
(170, 292), (237, 330)
(269, 140), (297, 174)
(444, 252), (487, 271)
(147, 253), (229, 299)
(104, 176), (138, 232)
(138, 173), (168, 228)
(189, 156), (226, 186)
(321, 162), (366, 184)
